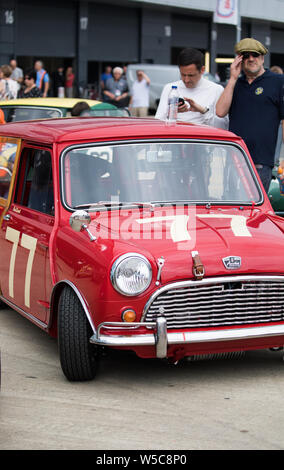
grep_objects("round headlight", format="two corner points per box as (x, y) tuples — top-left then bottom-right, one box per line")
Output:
(111, 253), (152, 296)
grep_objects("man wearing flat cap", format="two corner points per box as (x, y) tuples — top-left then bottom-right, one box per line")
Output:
(216, 37), (284, 192)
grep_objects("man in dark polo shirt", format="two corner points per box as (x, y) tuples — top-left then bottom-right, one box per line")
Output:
(216, 38), (284, 192)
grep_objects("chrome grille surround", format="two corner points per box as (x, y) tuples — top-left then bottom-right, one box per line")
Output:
(142, 275), (284, 330)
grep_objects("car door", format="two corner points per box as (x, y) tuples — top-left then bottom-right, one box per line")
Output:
(0, 145), (54, 324)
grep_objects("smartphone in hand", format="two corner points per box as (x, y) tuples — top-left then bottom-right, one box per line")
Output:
(178, 97), (190, 110)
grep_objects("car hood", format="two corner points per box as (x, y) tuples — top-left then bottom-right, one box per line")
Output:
(89, 206), (284, 283)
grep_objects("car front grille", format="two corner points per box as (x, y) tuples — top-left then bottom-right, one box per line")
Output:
(143, 276), (284, 329)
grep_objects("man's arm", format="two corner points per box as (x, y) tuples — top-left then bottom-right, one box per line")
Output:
(279, 121), (284, 169)
(43, 75), (49, 98)
(142, 72), (150, 85)
(18, 69), (23, 85)
(115, 81), (129, 102)
(281, 86), (284, 167)
(216, 55), (243, 117)
(103, 90), (115, 100)
(10, 80), (18, 99)
(180, 98), (204, 114)
(115, 92), (129, 102)
(43, 81), (49, 98)
(181, 84), (228, 129)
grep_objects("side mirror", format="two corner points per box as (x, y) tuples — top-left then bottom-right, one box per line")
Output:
(69, 210), (96, 241)
(69, 210), (90, 232)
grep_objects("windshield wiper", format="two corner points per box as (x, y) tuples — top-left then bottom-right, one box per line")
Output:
(74, 201), (122, 209)
(150, 200), (193, 204)
(74, 201), (158, 210)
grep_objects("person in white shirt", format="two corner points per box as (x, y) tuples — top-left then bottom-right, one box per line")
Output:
(10, 59), (23, 91)
(0, 64), (18, 100)
(155, 48), (228, 129)
(129, 70), (150, 117)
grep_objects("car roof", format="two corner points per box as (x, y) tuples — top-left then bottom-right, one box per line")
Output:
(0, 97), (102, 108)
(0, 116), (241, 145)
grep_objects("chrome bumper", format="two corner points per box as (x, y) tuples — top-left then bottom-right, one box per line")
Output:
(89, 318), (284, 359)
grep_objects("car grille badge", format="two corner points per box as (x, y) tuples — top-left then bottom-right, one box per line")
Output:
(222, 256), (241, 270)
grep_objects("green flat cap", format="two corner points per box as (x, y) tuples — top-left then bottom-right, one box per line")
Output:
(235, 38), (268, 55)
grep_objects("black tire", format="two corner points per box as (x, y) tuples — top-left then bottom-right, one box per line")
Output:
(58, 286), (99, 381)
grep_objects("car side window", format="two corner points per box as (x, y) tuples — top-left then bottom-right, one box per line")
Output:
(1, 107), (62, 122)
(15, 148), (54, 216)
(0, 141), (17, 201)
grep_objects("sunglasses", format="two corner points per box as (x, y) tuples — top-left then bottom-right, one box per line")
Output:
(241, 52), (261, 59)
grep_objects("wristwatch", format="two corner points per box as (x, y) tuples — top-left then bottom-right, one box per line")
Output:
(202, 107), (209, 114)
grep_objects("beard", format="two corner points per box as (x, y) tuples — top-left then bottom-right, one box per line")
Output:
(242, 60), (264, 79)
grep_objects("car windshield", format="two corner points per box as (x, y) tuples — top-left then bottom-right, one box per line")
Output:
(2, 106), (62, 122)
(89, 108), (130, 117)
(62, 141), (261, 209)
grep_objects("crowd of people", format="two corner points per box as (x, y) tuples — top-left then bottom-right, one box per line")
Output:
(0, 59), (75, 100)
(0, 59), (151, 116)
(94, 41), (284, 195)
(0, 39), (284, 193)
(100, 64), (151, 116)
(101, 44), (284, 193)
(155, 38), (284, 193)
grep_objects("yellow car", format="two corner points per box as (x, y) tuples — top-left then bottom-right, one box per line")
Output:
(0, 97), (129, 122)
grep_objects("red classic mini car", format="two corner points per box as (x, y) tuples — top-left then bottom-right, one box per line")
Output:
(0, 117), (284, 381)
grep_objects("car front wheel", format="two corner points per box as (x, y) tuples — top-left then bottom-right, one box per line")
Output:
(58, 286), (99, 381)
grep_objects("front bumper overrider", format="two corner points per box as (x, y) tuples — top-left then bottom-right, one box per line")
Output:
(89, 318), (284, 358)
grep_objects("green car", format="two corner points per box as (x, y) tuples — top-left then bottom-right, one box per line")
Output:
(268, 166), (284, 216)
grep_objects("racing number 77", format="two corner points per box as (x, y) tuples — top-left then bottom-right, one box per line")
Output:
(5, 227), (37, 308)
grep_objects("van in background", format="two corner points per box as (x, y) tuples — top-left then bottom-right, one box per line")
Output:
(126, 64), (179, 114)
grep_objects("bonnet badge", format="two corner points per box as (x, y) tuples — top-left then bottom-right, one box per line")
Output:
(222, 256), (241, 270)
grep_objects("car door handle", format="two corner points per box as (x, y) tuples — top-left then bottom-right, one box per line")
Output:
(3, 214), (11, 221)
(38, 242), (48, 250)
